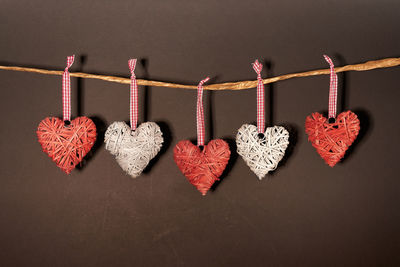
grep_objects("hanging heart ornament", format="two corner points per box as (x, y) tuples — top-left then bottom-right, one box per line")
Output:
(305, 111), (360, 167)
(103, 59), (163, 178)
(173, 77), (231, 195)
(37, 117), (97, 174)
(104, 121), (163, 178)
(36, 56), (97, 174)
(236, 60), (289, 179)
(174, 139), (230, 195)
(305, 55), (361, 167)
(236, 124), (289, 179)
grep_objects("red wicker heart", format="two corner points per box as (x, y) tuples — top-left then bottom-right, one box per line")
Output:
(173, 139), (231, 196)
(37, 117), (97, 174)
(305, 111), (360, 167)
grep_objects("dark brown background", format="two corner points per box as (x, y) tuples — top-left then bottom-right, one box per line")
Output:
(1, 0), (399, 266)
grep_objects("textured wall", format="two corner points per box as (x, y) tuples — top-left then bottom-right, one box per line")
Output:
(0, 0), (399, 266)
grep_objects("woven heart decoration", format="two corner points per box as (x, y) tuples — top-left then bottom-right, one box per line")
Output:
(37, 117), (97, 174)
(236, 124), (289, 179)
(174, 139), (230, 195)
(305, 111), (360, 167)
(104, 121), (163, 178)
(235, 60), (290, 179)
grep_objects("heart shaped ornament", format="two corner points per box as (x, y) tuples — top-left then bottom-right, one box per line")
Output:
(104, 121), (163, 178)
(305, 111), (360, 167)
(37, 117), (97, 174)
(236, 124), (289, 179)
(174, 139), (231, 195)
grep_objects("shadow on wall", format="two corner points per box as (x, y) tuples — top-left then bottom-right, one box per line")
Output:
(210, 137), (238, 192)
(264, 59), (299, 175)
(143, 121), (173, 174)
(207, 76), (239, 192)
(334, 53), (373, 163)
(76, 55), (107, 171)
(139, 58), (173, 174)
(341, 109), (372, 163)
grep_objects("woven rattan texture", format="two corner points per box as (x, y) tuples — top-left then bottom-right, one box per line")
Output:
(305, 111), (360, 167)
(174, 139), (231, 195)
(37, 117), (97, 174)
(236, 124), (289, 179)
(104, 121), (163, 178)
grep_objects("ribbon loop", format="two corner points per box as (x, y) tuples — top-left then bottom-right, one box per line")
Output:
(128, 59), (138, 130)
(62, 55), (75, 122)
(65, 56), (74, 70)
(323, 55), (338, 119)
(252, 60), (263, 75)
(128, 59), (137, 76)
(197, 77), (210, 146)
(252, 60), (265, 133)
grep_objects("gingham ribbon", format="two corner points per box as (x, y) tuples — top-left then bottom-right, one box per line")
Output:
(62, 55), (74, 122)
(197, 77), (210, 146)
(323, 55), (338, 119)
(252, 60), (265, 133)
(128, 59), (138, 130)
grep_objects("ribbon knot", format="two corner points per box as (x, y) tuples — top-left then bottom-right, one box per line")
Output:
(196, 77), (210, 146)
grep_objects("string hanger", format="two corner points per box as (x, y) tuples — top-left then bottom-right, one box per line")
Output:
(62, 55), (75, 124)
(196, 77), (210, 147)
(128, 58), (138, 130)
(0, 57), (398, 90)
(252, 60), (265, 133)
(323, 55), (338, 122)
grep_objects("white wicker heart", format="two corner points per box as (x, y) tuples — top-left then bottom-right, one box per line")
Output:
(104, 121), (163, 178)
(236, 124), (289, 179)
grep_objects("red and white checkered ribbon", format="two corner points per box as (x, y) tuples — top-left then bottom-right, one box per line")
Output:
(323, 55), (338, 119)
(62, 55), (74, 122)
(197, 77), (210, 146)
(128, 59), (138, 130)
(252, 60), (265, 133)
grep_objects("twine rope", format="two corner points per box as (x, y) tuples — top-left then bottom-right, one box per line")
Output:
(0, 57), (398, 90)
